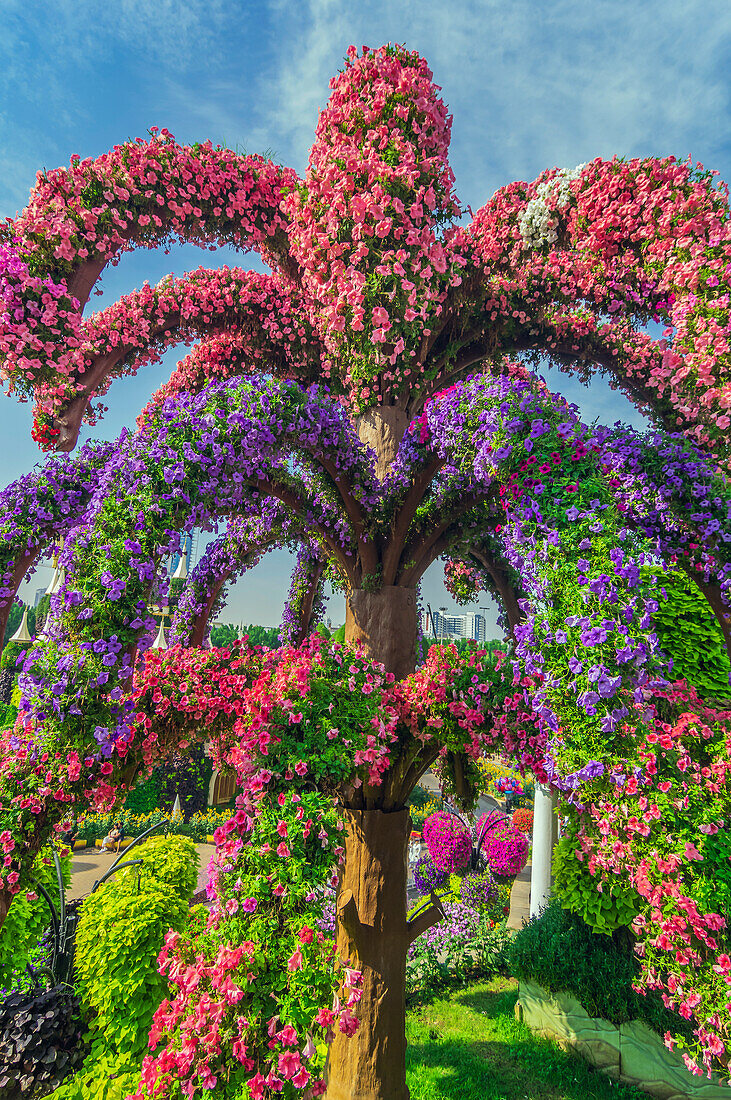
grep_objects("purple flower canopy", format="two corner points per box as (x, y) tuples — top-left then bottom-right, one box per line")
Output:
(1, 365), (728, 798)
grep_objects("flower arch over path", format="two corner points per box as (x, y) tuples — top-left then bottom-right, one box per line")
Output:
(5, 366), (731, 1087)
(0, 439), (115, 645)
(168, 503), (328, 649)
(2, 43), (731, 1098)
(1, 51), (730, 455)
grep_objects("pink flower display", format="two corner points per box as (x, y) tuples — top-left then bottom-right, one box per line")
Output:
(422, 811), (472, 874)
(479, 820), (529, 878)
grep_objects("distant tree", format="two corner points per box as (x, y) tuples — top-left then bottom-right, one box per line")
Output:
(242, 624), (280, 648)
(209, 622), (239, 647)
(34, 594), (51, 634)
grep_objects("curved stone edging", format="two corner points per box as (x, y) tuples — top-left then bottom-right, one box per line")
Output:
(517, 979), (731, 1100)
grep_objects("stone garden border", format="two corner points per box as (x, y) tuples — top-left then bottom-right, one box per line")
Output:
(516, 979), (731, 1100)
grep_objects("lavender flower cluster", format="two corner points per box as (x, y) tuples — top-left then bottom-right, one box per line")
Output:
(413, 854), (448, 895)
(460, 869), (499, 912)
(407, 900), (480, 961)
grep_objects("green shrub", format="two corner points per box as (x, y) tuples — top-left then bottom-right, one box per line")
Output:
(0, 848), (70, 991)
(115, 834), (199, 900)
(50, 1053), (141, 1100)
(0, 640), (30, 672)
(0, 702), (17, 730)
(507, 898), (692, 1039)
(408, 784), (431, 812)
(651, 568), (731, 700)
(553, 829), (639, 934)
(74, 879), (189, 1061)
(122, 771), (159, 814)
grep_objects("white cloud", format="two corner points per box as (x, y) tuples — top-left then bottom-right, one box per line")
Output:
(254, 0), (731, 203)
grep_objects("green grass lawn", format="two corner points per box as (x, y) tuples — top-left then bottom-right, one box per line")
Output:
(406, 977), (648, 1100)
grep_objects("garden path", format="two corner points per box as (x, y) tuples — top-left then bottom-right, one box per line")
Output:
(67, 842), (215, 900)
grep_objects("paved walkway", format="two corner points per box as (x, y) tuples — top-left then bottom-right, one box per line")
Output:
(69, 799), (533, 926)
(68, 843), (215, 901)
(507, 861), (531, 929)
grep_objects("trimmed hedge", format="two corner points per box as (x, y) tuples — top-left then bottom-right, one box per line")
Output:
(506, 898), (693, 1041)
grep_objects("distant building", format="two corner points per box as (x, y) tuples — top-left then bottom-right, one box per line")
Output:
(421, 609), (486, 643)
(33, 586), (46, 608)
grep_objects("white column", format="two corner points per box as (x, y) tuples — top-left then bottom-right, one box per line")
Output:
(529, 783), (558, 920)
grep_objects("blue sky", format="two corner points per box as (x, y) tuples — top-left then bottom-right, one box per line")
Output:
(2, 0), (730, 630)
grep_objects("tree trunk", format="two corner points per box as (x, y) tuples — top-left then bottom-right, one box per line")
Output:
(356, 406), (411, 480)
(326, 809), (412, 1100)
(345, 587), (417, 680)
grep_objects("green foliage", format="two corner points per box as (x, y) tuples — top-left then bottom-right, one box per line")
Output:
(332, 623), (346, 643)
(2, 601), (24, 645)
(74, 877), (190, 1062)
(0, 847), (70, 991)
(209, 621), (240, 646)
(115, 834), (199, 901)
(0, 639), (30, 671)
(50, 1053), (141, 1100)
(35, 592), (51, 632)
(243, 622), (280, 648)
(0, 702), (17, 729)
(552, 829), (639, 934)
(692, 825), (731, 922)
(408, 784), (432, 811)
(209, 621), (280, 648)
(651, 568), (731, 700)
(506, 898), (692, 1040)
(122, 771), (158, 814)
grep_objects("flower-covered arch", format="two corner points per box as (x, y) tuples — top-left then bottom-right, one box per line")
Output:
(169, 503), (328, 649)
(2, 42), (731, 1099)
(0, 439), (115, 644)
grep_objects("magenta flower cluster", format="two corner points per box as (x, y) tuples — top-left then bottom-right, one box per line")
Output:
(422, 811), (472, 874)
(480, 819), (529, 878)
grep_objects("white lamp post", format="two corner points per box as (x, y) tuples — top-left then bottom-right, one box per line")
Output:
(151, 616), (168, 650)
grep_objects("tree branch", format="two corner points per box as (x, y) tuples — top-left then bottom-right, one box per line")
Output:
(381, 456), (444, 585)
(337, 888), (362, 934)
(407, 892), (444, 945)
(398, 490), (498, 587)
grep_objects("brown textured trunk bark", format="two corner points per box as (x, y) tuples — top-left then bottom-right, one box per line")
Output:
(326, 405), (437, 1098)
(326, 809), (411, 1100)
(356, 406), (411, 480)
(345, 587), (417, 680)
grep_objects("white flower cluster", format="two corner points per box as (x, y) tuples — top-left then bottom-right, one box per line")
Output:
(518, 164), (586, 249)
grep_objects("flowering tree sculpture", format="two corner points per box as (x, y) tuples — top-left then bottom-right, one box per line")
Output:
(1, 43), (731, 1098)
